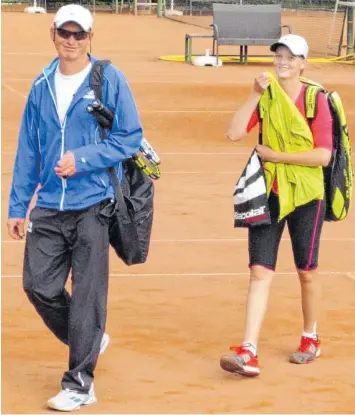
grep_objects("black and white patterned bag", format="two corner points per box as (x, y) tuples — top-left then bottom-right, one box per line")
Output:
(233, 149), (271, 228)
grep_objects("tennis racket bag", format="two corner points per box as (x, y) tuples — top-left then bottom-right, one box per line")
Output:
(89, 59), (155, 265)
(301, 78), (353, 222)
(233, 149), (271, 228)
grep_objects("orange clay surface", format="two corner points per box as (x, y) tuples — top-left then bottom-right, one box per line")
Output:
(2, 11), (355, 414)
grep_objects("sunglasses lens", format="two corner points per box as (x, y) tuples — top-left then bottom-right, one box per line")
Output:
(57, 28), (70, 39)
(75, 31), (88, 41)
(57, 28), (88, 41)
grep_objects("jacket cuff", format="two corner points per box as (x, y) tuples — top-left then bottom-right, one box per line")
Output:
(8, 208), (27, 219)
(72, 150), (89, 174)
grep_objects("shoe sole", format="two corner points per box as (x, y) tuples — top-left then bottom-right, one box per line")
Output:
(83, 396), (97, 406)
(47, 397), (97, 412)
(220, 356), (260, 377)
(289, 348), (321, 364)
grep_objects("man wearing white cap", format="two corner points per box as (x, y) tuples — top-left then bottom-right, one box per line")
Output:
(221, 34), (333, 376)
(7, 4), (143, 411)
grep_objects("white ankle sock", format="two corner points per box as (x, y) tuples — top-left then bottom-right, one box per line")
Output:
(302, 331), (318, 340)
(242, 342), (257, 356)
(303, 323), (318, 340)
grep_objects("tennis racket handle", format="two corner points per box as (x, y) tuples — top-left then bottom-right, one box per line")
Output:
(87, 105), (112, 129)
(92, 100), (114, 122)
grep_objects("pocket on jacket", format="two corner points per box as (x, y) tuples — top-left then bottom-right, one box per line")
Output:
(93, 171), (108, 189)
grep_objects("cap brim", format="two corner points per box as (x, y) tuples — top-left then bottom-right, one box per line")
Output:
(55, 19), (90, 32)
(270, 42), (286, 52)
(270, 42), (306, 58)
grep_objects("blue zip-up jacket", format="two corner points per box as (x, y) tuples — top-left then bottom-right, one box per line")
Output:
(8, 55), (143, 219)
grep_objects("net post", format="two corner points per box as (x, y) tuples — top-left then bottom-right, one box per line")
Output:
(157, 0), (163, 16)
(346, 4), (354, 55)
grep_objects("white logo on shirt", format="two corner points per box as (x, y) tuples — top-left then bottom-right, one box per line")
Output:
(83, 90), (95, 99)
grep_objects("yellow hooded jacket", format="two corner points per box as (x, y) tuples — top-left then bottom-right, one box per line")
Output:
(258, 73), (324, 221)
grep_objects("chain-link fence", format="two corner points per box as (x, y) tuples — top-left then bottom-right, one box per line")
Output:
(163, 0), (349, 57)
(43, 0), (117, 12)
(164, 0), (343, 15)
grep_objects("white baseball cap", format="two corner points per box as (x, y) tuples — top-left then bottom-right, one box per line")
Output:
(270, 34), (309, 59)
(54, 4), (93, 32)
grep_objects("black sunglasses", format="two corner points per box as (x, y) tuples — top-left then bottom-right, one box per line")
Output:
(56, 28), (89, 41)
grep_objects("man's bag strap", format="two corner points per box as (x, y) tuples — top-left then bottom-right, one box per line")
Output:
(89, 59), (132, 224)
(90, 59), (111, 102)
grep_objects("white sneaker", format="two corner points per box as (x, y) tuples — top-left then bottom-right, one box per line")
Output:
(48, 334), (107, 411)
(47, 388), (97, 411)
(99, 333), (110, 355)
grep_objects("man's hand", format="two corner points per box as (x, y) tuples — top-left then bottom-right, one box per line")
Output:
(256, 144), (278, 163)
(7, 218), (25, 240)
(55, 151), (76, 178)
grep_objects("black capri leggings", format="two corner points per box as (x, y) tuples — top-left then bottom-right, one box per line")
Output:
(248, 191), (326, 271)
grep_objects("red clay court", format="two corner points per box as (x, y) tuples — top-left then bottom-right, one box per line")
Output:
(2, 10), (355, 414)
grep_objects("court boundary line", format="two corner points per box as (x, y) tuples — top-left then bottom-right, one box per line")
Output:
(1, 151), (252, 156)
(345, 272), (355, 281)
(3, 151), (355, 159)
(0, 75), (289, 86)
(3, 83), (29, 100)
(2, 237), (355, 244)
(6, 84), (353, 117)
(2, 271), (355, 279)
(2, 83), (236, 112)
(2, 83), (237, 113)
(1, 170), (244, 175)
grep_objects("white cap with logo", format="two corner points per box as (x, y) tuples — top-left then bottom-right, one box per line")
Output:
(54, 4), (93, 32)
(270, 34), (309, 59)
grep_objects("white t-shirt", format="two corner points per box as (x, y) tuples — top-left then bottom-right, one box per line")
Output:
(55, 63), (92, 125)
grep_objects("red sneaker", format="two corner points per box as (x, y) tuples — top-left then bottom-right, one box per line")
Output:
(289, 336), (321, 364)
(220, 346), (260, 377)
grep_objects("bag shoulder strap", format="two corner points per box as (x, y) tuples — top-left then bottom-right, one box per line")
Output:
(89, 59), (111, 102)
(304, 84), (324, 122)
(257, 87), (272, 145)
(257, 103), (263, 145)
(300, 77), (328, 126)
(257, 86), (271, 121)
(89, 59), (132, 223)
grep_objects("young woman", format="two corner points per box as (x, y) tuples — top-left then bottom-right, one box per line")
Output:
(220, 34), (333, 377)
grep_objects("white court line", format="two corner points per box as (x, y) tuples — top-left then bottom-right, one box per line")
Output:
(3, 52), (56, 56)
(163, 171), (238, 174)
(146, 110), (235, 113)
(159, 152), (250, 155)
(1, 84), (235, 114)
(4, 74), (355, 91)
(2, 169), (242, 175)
(3, 83), (355, 118)
(3, 83), (28, 100)
(3, 169), (355, 175)
(2, 237), (355, 244)
(1, 151), (251, 156)
(1, 85), (235, 113)
(345, 272), (355, 281)
(0, 74), (268, 85)
(3, 150), (355, 159)
(0, 171), (242, 176)
(2, 271), (355, 279)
